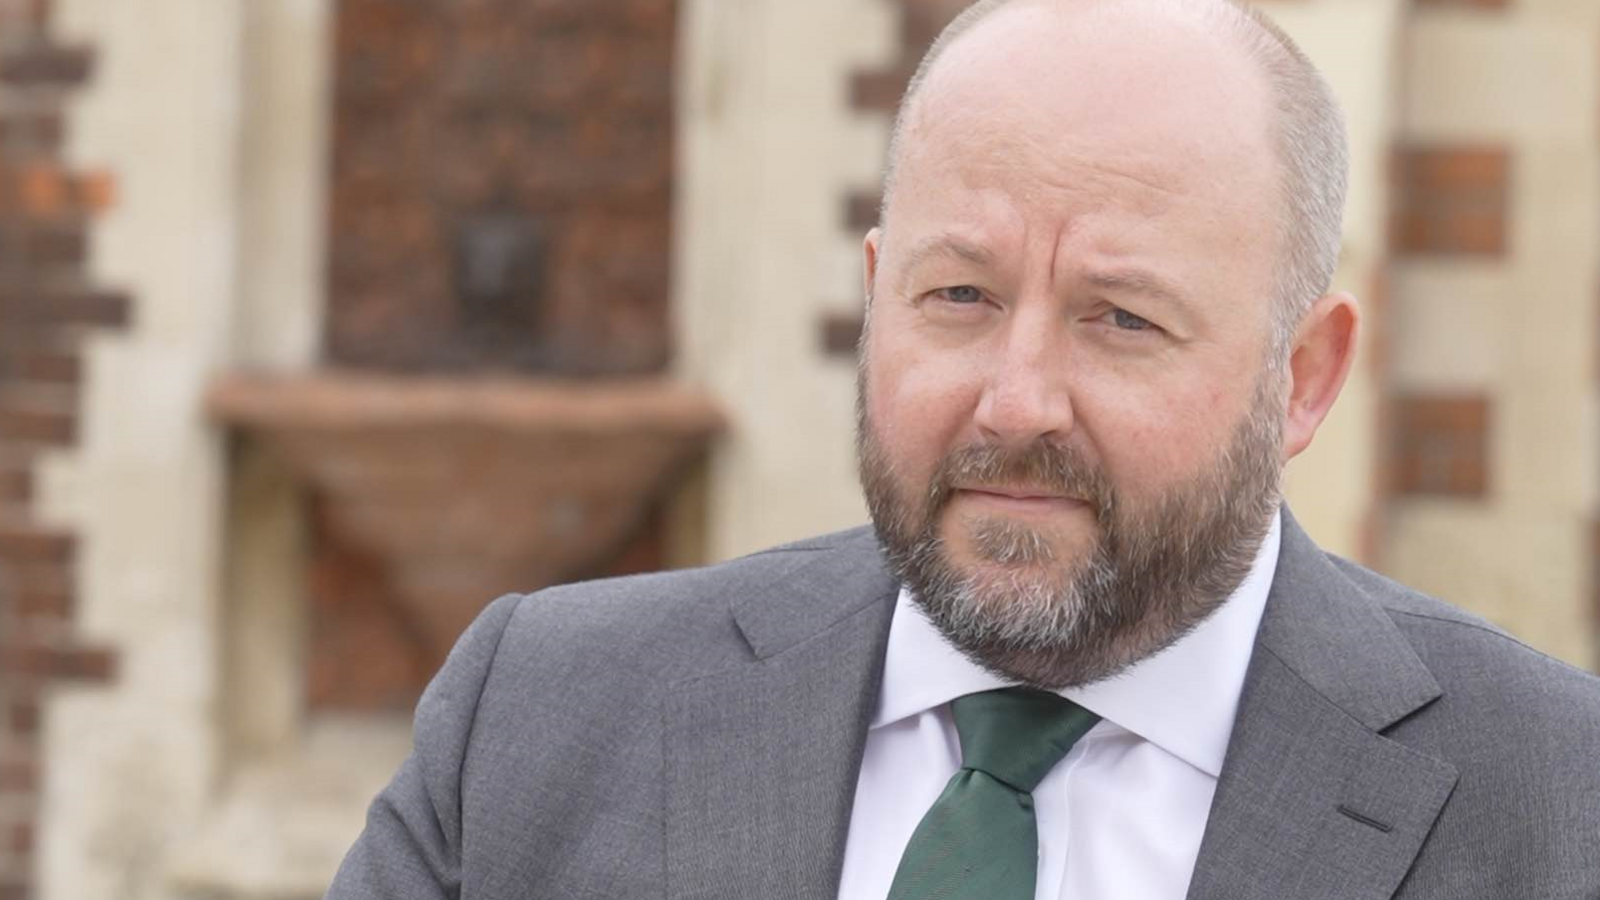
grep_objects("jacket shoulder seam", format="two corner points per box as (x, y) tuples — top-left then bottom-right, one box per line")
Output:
(1382, 607), (1597, 680)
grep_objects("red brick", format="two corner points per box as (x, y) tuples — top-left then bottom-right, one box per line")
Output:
(0, 10), (121, 893)
(0, 0), (50, 30)
(1403, 148), (1508, 189)
(2, 558), (68, 596)
(0, 642), (50, 679)
(6, 699), (38, 738)
(11, 589), (69, 622)
(74, 171), (114, 212)
(900, 0), (971, 49)
(1390, 146), (1510, 257)
(1388, 393), (1490, 498)
(0, 760), (34, 794)
(0, 112), (63, 155)
(844, 190), (882, 232)
(850, 65), (914, 114)
(819, 312), (865, 358)
(0, 641), (115, 682)
(0, 169), (112, 217)
(0, 467), (29, 505)
(588, 505), (667, 579)
(617, 0), (674, 33)
(306, 529), (429, 711)
(14, 163), (66, 215)
(9, 350), (78, 386)
(56, 646), (114, 681)
(326, 0), (676, 375)
(0, 404), (74, 446)
(0, 287), (129, 327)
(21, 224), (86, 265)
(0, 43), (91, 86)
(0, 525), (73, 565)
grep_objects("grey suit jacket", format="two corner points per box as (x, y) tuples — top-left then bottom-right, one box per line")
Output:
(326, 511), (1600, 899)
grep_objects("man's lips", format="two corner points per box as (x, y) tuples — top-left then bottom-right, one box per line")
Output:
(953, 487), (1087, 512)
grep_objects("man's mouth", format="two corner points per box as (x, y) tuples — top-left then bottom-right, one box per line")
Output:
(953, 486), (1087, 513)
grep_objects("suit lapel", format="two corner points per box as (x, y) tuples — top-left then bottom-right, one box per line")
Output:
(1187, 513), (1459, 900)
(663, 530), (898, 900)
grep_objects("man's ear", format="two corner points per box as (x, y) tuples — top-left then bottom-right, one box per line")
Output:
(863, 227), (882, 309)
(1283, 291), (1360, 461)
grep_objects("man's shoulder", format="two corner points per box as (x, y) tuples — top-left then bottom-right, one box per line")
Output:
(487, 525), (881, 679)
(1314, 553), (1600, 887)
(436, 525), (885, 787)
(512, 524), (877, 620)
(1325, 553), (1600, 745)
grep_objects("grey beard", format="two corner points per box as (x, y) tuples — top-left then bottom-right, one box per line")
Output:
(856, 373), (1284, 690)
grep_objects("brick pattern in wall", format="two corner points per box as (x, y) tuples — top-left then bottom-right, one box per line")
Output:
(0, 1), (124, 894)
(1386, 393), (1491, 499)
(1390, 145), (1510, 257)
(823, 0), (971, 357)
(305, 488), (671, 712)
(327, 0), (677, 375)
(310, 0), (683, 713)
(1378, 144), (1509, 507)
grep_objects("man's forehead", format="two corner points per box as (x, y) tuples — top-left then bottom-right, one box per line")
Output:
(895, 0), (1275, 203)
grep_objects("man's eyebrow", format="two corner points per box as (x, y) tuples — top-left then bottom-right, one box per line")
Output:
(1083, 268), (1189, 306)
(898, 234), (996, 272)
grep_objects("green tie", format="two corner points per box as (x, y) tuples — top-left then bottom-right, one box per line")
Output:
(886, 688), (1101, 900)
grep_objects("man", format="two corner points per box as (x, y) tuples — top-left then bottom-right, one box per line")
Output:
(327, 0), (1600, 897)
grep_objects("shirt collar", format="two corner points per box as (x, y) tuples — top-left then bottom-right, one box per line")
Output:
(872, 511), (1281, 779)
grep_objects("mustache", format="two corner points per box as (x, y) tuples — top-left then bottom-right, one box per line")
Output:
(927, 441), (1114, 516)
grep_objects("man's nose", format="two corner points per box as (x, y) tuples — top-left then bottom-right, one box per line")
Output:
(972, 312), (1074, 447)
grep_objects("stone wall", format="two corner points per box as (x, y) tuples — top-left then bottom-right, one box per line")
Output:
(673, 0), (896, 559)
(1, 0), (1594, 897)
(0, 0), (122, 893)
(1381, 0), (1600, 666)
(36, 1), (302, 896)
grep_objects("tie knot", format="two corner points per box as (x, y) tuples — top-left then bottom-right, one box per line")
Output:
(950, 688), (1100, 792)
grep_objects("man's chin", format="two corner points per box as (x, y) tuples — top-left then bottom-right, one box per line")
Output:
(941, 513), (1097, 570)
(930, 539), (1094, 615)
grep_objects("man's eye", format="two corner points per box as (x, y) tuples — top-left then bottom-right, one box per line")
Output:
(1111, 308), (1154, 331)
(934, 285), (984, 304)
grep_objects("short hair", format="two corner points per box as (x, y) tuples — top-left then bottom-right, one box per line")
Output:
(878, 0), (1349, 354)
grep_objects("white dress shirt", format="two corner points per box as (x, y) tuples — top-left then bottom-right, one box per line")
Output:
(836, 513), (1281, 899)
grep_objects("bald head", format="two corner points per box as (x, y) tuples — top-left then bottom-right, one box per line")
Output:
(879, 0), (1348, 347)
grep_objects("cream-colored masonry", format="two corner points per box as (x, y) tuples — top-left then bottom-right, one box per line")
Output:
(30, 0), (1599, 898)
(1386, 2), (1598, 667)
(42, 0), (337, 897)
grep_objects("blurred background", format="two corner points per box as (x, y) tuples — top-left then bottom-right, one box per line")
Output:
(0, 0), (1595, 896)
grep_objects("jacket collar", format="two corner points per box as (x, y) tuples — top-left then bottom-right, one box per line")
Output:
(1186, 508), (1456, 900)
(664, 527), (898, 900)
(662, 515), (1461, 900)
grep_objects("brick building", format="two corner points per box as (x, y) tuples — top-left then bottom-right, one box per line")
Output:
(0, 0), (1596, 897)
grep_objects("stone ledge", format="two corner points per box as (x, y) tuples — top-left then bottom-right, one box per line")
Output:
(208, 372), (724, 436)
(207, 372), (725, 691)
